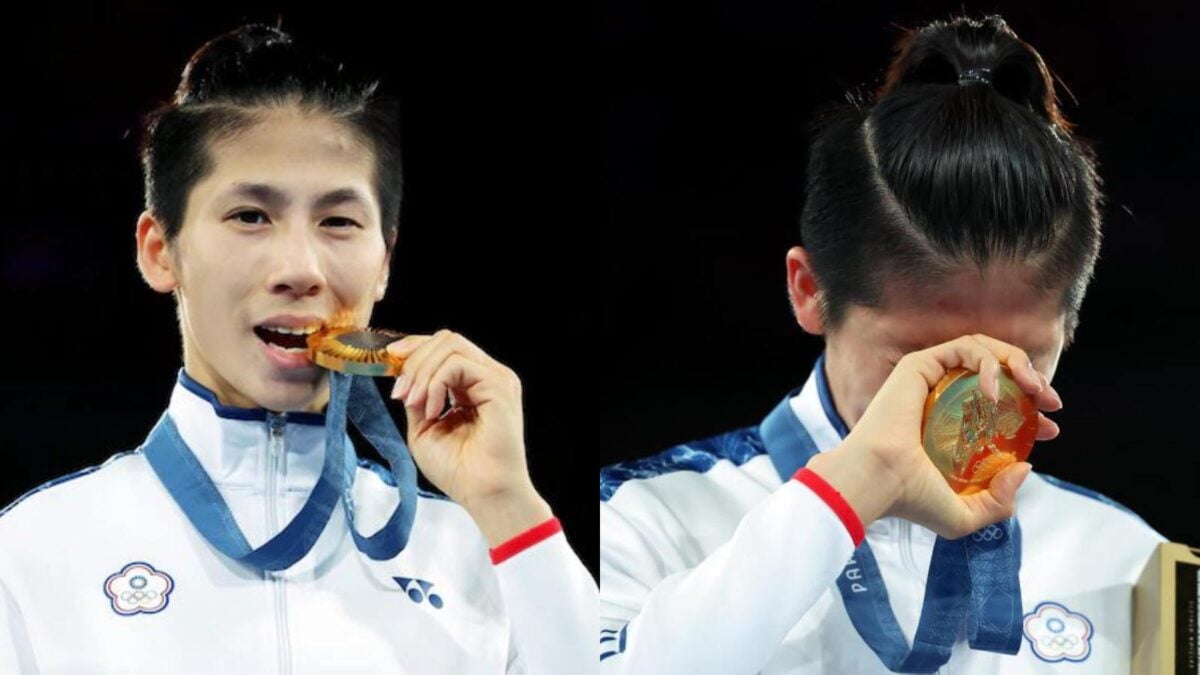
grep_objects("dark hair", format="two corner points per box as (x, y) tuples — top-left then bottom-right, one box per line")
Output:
(138, 22), (402, 249)
(799, 15), (1101, 344)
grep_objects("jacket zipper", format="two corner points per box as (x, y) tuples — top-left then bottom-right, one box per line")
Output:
(898, 519), (917, 573)
(266, 413), (293, 675)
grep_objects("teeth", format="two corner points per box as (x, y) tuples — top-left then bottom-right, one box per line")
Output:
(260, 324), (320, 336)
(266, 344), (308, 353)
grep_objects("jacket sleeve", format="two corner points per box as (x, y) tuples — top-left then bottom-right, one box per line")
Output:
(493, 518), (598, 675)
(599, 468), (862, 674)
(0, 574), (38, 674)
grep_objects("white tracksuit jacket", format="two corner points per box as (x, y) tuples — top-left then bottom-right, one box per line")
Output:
(599, 355), (1163, 674)
(0, 369), (597, 674)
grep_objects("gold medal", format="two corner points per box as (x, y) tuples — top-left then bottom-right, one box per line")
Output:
(305, 310), (407, 377)
(921, 365), (1038, 495)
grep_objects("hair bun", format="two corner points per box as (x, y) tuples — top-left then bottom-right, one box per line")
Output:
(175, 23), (295, 104)
(876, 15), (1067, 129)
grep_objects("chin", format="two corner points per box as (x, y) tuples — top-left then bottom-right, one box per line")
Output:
(249, 376), (325, 413)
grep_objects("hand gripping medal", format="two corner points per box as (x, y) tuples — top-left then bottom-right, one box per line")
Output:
(921, 365), (1038, 495)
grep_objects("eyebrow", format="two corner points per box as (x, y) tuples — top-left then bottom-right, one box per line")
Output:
(224, 183), (372, 212)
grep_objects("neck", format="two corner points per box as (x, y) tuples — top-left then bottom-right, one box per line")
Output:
(820, 345), (862, 431)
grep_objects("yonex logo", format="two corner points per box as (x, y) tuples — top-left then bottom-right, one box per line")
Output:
(393, 577), (443, 609)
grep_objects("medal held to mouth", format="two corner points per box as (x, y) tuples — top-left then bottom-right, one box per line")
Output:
(921, 365), (1038, 495)
(305, 311), (408, 377)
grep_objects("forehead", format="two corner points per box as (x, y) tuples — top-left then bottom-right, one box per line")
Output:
(849, 264), (1066, 359)
(188, 109), (378, 214)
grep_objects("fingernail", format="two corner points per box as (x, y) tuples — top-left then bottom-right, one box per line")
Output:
(1048, 386), (1063, 410)
(392, 375), (408, 399)
(1028, 360), (1043, 391)
(387, 337), (415, 356)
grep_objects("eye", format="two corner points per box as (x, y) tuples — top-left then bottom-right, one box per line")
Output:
(232, 209), (269, 225)
(323, 217), (361, 229)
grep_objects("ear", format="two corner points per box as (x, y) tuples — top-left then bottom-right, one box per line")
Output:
(786, 246), (825, 336)
(374, 232), (395, 302)
(136, 210), (179, 294)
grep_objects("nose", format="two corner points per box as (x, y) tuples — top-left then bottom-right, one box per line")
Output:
(265, 222), (325, 299)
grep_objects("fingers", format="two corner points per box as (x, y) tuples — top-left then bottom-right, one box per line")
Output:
(388, 334), (434, 399)
(389, 330), (482, 399)
(1035, 411), (1060, 441)
(905, 334), (1063, 414)
(964, 334), (1063, 412)
(386, 329), (515, 422)
(902, 335), (1003, 401)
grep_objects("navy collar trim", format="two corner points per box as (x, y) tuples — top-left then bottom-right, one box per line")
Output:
(177, 368), (327, 426)
(813, 352), (850, 438)
(760, 352), (848, 481)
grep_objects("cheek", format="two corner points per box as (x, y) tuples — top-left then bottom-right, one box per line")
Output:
(325, 245), (386, 296)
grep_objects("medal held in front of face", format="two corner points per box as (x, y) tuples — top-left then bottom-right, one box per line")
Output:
(921, 365), (1038, 495)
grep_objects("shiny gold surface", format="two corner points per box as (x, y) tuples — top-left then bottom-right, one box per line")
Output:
(921, 365), (1038, 494)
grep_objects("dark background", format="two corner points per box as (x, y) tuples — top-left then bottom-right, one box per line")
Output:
(2, 0), (1199, 585)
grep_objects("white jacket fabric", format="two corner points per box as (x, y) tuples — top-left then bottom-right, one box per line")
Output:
(0, 369), (596, 674)
(599, 355), (1163, 674)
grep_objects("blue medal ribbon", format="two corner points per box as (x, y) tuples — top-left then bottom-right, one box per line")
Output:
(142, 370), (418, 571)
(761, 354), (1022, 673)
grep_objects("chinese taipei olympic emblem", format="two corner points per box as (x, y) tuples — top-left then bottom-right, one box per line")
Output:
(1022, 601), (1093, 663)
(104, 562), (175, 616)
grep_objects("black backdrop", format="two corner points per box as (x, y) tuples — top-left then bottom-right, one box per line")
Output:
(3, 1), (1199, 584)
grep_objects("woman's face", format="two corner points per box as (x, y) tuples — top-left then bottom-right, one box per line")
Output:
(788, 248), (1067, 429)
(138, 107), (391, 414)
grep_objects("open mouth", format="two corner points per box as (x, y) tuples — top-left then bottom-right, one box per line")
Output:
(254, 324), (320, 351)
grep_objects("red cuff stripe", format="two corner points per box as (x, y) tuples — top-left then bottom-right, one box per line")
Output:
(489, 516), (563, 564)
(793, 468), (865, 547)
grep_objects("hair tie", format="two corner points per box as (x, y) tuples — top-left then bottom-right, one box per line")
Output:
(958, 67), (993, 86)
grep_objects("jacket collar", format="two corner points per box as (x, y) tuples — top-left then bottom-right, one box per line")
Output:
(167, 368), (334, 491)
(761, 352), (850, 481)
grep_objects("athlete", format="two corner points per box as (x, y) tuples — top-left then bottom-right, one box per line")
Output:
(0, 23), (595, 674)
(599, 15), (1162, 674)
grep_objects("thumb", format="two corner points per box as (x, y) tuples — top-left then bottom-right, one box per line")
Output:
(965, 461), (1032, 533)
(988, 461), (1033, 511)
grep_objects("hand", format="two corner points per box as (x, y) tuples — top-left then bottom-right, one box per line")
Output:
(805, 334), (1063, 539)
(388, 330), (552, 546)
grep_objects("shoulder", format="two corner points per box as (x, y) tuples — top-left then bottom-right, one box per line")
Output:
(1022, 470), (1158, 533)
(0, 451), (145, 525)
(355, 457), (450, 502)
(0, 451), (152, 561)
(1020, 471), (1164, 581)
(599, 425), (768, 503)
